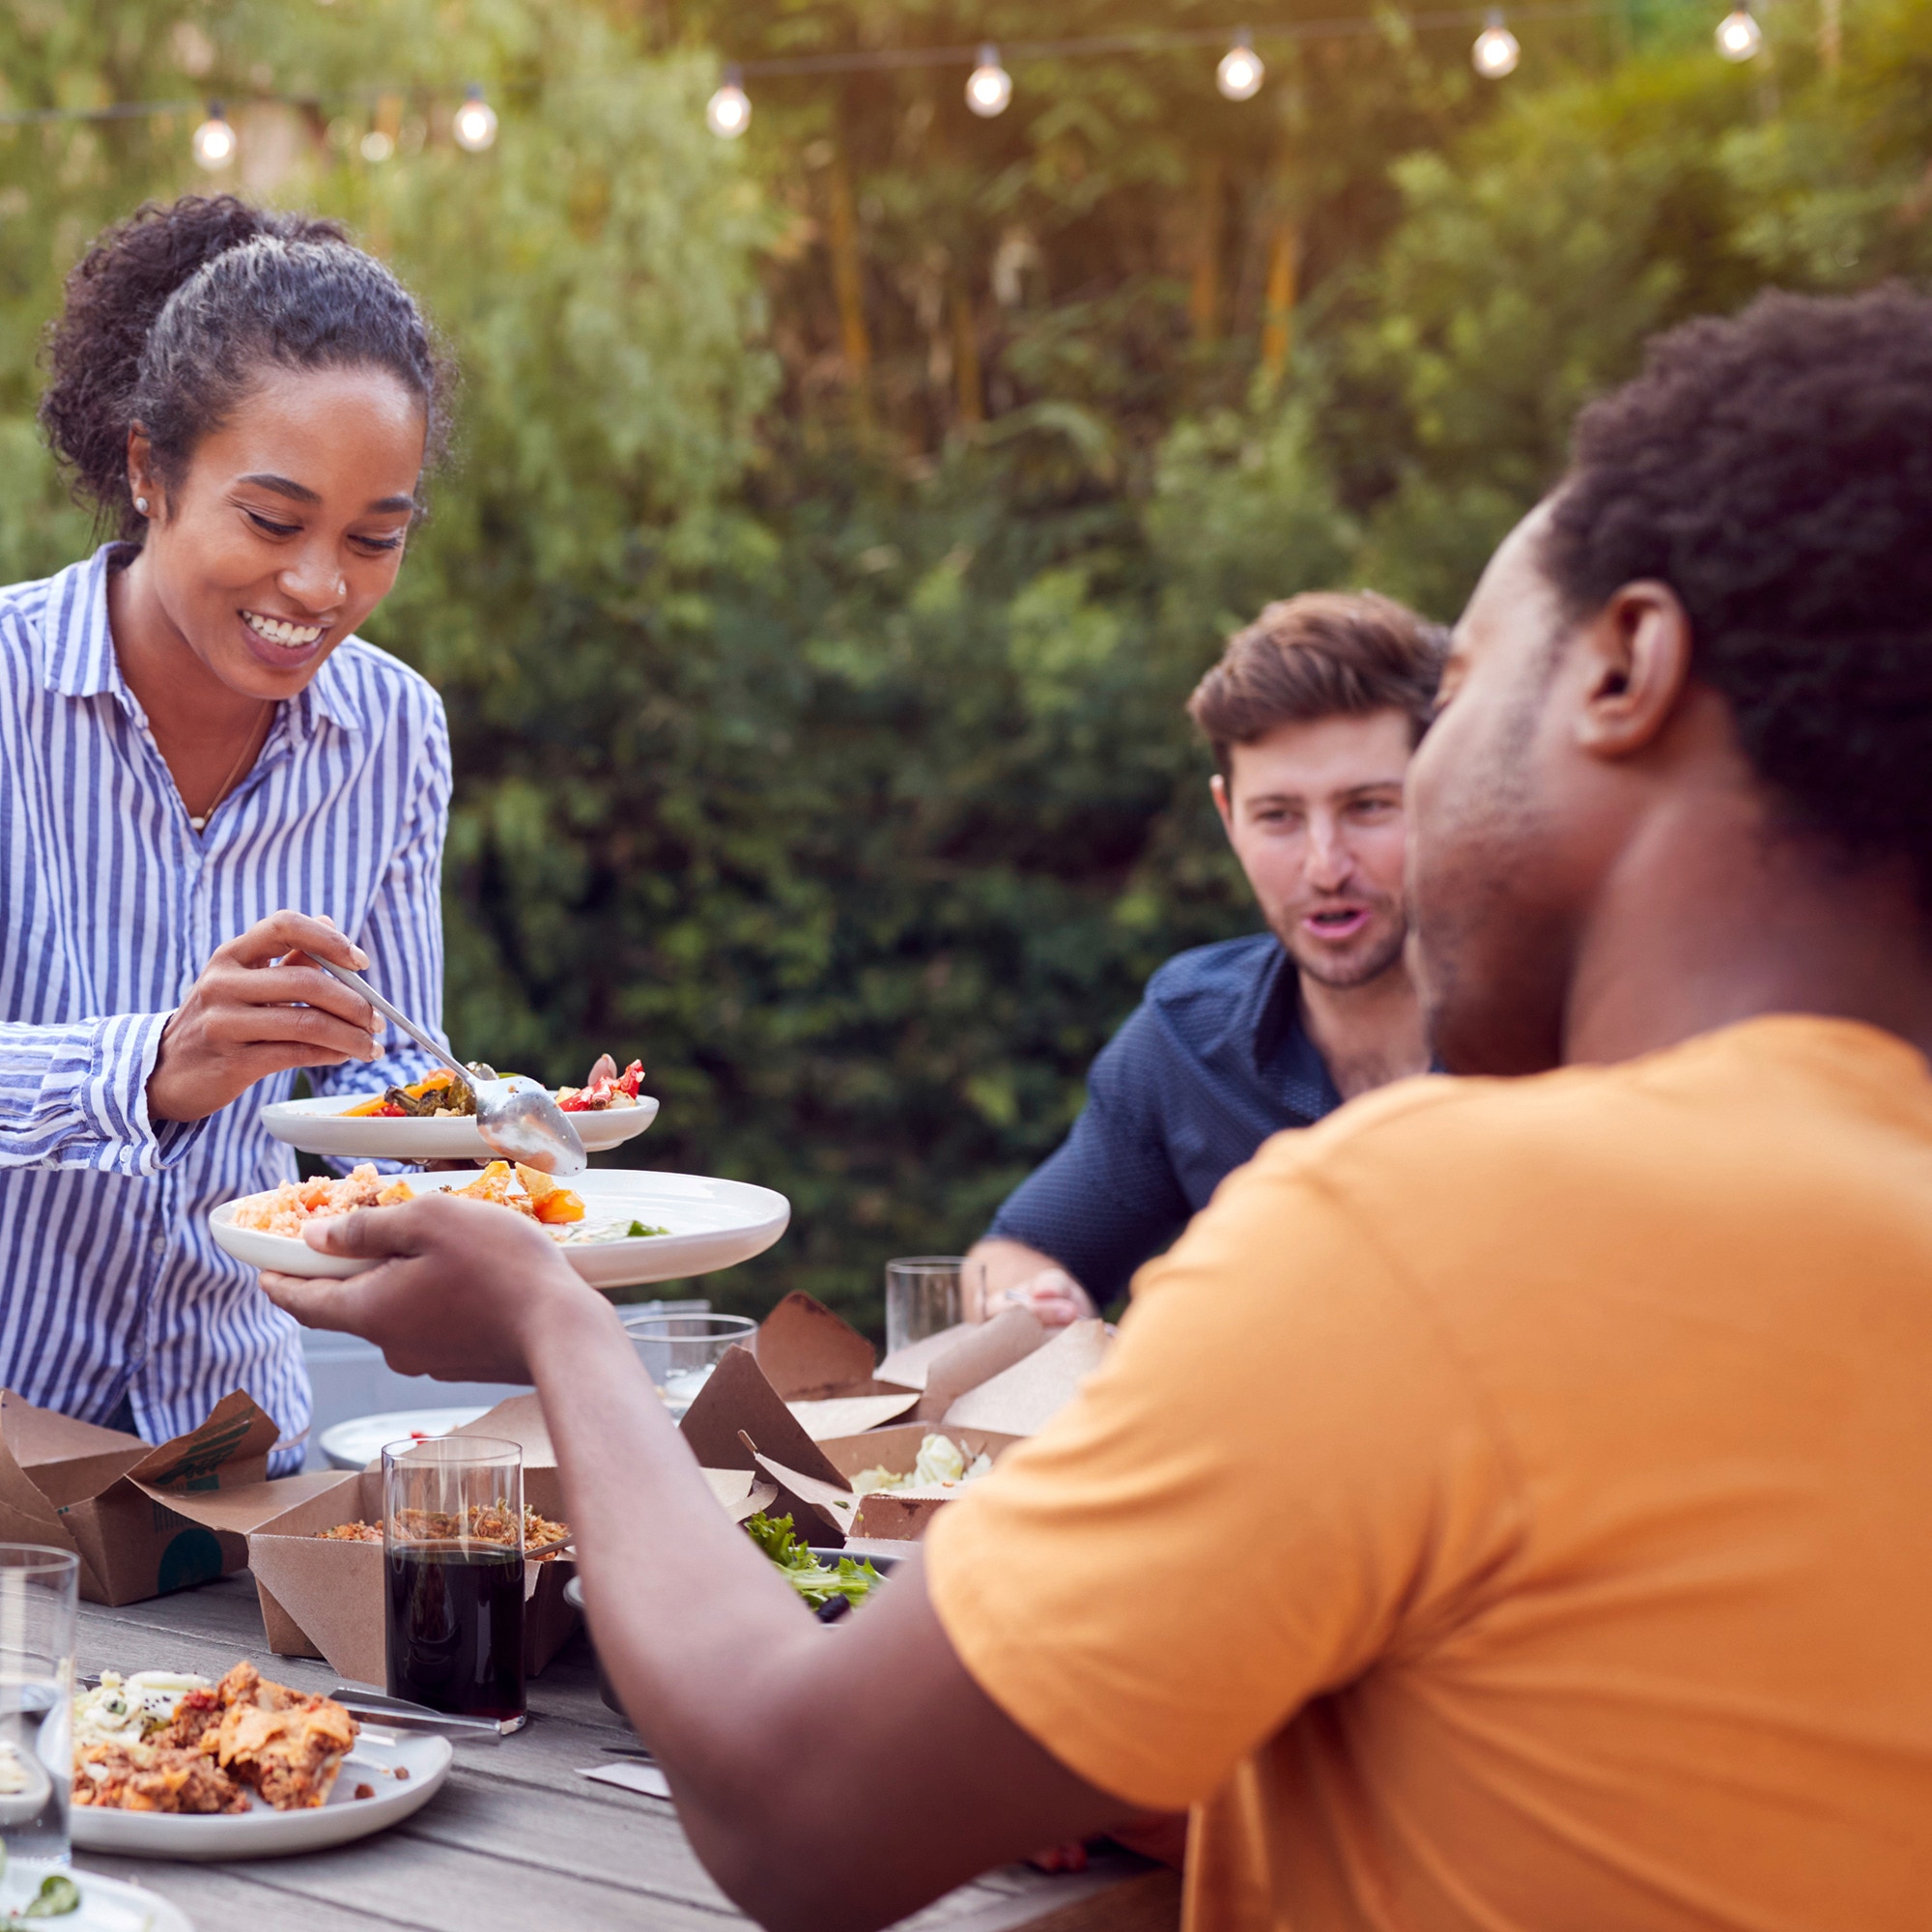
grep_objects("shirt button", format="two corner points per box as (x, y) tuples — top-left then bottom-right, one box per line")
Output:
(150, 1236), (166, 1256)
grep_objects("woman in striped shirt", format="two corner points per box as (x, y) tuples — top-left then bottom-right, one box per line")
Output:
(0, 196), (455, 1474)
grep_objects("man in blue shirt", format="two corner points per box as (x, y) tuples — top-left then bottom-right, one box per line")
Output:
(969, 591), (1445, 1321)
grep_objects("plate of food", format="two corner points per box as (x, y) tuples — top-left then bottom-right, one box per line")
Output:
(211, 1163), (791, 1291)
(69, 1662), (451, 1861)
(316, 1406), (492, 1470)
(261, 1055), (659, 1160)
(0, 1866), (192, 1932)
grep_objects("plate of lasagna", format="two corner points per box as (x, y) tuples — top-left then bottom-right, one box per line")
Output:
(69, 1662), (451, 1860)
(261, 1055), (660, 1161)
(211, 1164), (792, 1290)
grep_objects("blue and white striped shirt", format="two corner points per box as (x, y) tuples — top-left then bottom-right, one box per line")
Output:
(0, 546), (450, 1475)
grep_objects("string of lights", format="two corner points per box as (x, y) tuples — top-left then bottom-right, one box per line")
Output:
(0, 2), (1768, 168)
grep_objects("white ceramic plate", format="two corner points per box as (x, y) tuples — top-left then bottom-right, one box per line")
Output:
(211, 1169), (791, 1291)
(260, 1091), (659, 1160)
(318, 1406), (491, 1470)
(71, 1725), (451, 1862)
(3, 1865), (193, 1931)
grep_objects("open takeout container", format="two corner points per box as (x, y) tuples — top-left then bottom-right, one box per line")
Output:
(680, 1294), (1112, 1544)
(0, 1389), (338, 1606)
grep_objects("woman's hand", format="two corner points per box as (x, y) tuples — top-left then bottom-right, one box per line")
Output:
(147, 911), (384, 1122)
(258, 1191), (610, 1384)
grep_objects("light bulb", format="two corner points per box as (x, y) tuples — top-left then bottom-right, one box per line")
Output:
(706, 66), (751, 138)
(965, 44), (1012, 117)
(191, 103), (237, 170)
(1715, 7), (1763, 58)
(1471, 10), (1520, 76)
(1216, 30), (1264, 101)
(453, 85), (497, 153)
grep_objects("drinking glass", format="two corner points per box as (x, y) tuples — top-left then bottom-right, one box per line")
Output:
(885, 1257), (982, 1357)
(623, 1312), (757, 1419)
(0, 1546), (77, 1874)
(383, 1436), (526, 1728)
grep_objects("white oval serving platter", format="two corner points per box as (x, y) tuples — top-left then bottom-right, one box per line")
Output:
(211, 1169), (791, 1291)
(260, 1092), (659, 1161)
(70, 1725), (452, 1861)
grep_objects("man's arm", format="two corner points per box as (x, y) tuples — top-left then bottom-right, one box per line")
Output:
(262, 1203), (1136, 1932)
(963, 1236), (1096, 1324)
(972, 1002), (1193, 1314)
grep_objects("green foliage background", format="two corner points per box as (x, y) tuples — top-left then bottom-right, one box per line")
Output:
(0, 0), (1922, 1330)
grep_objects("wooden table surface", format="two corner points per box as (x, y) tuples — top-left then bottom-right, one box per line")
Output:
(74, 1573), (1181, 1932)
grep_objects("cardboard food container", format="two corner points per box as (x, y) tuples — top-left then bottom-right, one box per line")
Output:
(683, 1302), (1113, 1544)
(0, 1388), (338, 1606)
(246, 1394), (581, 1687)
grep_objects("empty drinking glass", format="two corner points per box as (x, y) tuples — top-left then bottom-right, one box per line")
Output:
(0, 1545), (78, 1875)
(623, 1312), (757, 1419)
(885, 1257), (983, 1357)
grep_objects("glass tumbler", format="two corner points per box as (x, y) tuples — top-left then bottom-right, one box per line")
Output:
(885, 1257), (982, 1357)
(383, 1435), (526, 1728)
(623, 1312), (758, 1420)
(0, 1545), (78, 1875)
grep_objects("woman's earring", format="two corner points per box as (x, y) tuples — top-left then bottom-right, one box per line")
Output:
(134, 497), (149, 515)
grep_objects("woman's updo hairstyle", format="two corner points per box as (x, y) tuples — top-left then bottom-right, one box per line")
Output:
(40, 194), (449, 541)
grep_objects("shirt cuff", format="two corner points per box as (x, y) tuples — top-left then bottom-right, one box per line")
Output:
(71, 1011), (208, 1176)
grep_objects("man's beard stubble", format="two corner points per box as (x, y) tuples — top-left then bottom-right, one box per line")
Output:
(1270, 909), (1409, 992)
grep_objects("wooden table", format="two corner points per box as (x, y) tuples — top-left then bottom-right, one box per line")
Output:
(75, 1574), (1180, 1932)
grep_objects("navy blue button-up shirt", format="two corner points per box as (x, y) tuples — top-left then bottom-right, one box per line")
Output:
(985, 932), (1341, 1303)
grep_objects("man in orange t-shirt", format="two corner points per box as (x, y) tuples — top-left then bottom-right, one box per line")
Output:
(266, 286), (1932, 1932)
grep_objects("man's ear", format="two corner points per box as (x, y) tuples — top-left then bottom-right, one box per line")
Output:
(1573, 580), (1694, 761)
(1210, 772), (1236, 840)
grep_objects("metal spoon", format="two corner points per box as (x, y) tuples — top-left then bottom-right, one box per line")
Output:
(313, 958), (587, 1176)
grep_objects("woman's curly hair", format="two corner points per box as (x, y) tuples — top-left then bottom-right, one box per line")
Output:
(39, 194), (450, 541)
(1543, 285), (1932, 906)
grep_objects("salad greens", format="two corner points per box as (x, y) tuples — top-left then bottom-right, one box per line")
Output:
(0, 1848), (79, 1921)
(744, 1513), (882, 1610)
(625, 1220), (670, 1238)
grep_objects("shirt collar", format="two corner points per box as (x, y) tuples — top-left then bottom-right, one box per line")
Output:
(1246, 940), (1344, 1117)
(43, 542), (364, 733)
(1246, 940), (1301, 1071)
(42, 546), (127, 700)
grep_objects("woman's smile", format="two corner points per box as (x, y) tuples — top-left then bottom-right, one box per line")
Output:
(238, 606), (331, 669)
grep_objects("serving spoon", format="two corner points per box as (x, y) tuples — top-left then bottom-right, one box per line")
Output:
(313, 959), (587, 1177)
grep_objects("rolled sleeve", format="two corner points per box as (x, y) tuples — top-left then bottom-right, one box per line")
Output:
(985, 1001), (1193, 1301)
(0, 1009), (205, 1175)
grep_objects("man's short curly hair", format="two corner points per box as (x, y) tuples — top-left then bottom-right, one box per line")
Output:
(1542, 285), (1932, 906)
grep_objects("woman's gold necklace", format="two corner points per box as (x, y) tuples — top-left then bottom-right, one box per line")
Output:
(188, 704), (273, 833)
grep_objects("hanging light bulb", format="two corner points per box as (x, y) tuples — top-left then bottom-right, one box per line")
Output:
(452, 83), (498, 153)
(706, 65), (751, 138)
(1471, 10), (1521, 76)
(965, 44), (1013, 117)
(1216, 28), (1265, 100)
(191, 102), (237, 169)
(1714, 5), (1763, 58)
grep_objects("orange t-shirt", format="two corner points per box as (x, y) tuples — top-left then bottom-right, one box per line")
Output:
(925, 1016), (1932, 1931)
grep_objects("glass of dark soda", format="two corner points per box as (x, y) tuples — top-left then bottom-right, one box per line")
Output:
(383, 1435), (526, 1729)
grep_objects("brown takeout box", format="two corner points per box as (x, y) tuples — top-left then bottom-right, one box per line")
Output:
(245, 1394), (581, 1687)
(0, 1388), (337, 1606)
(682, 1299), (1113, 1544)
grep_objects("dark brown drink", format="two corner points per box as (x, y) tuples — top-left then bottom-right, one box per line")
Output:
(385, 1541), (526, 1721)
